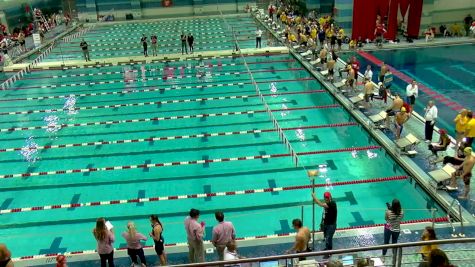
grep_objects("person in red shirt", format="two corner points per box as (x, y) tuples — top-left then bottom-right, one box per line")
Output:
(374, 24), (386, 47)
(350, 56), (360, 83)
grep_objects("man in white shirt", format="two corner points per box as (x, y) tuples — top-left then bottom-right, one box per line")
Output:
(406, 80), (418, 108)
(424, 100), (438, 142)
(255, 28), (263, 48)
(364, 65), (373, 81)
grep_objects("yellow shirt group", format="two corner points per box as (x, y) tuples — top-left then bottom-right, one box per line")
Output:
(455, 114), (469, 133)
(466, 118), (475, 137)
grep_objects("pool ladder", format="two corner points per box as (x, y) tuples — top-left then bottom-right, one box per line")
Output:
(446, 198), (465, 238)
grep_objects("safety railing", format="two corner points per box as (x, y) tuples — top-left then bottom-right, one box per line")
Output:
(167, 238), (475, 267)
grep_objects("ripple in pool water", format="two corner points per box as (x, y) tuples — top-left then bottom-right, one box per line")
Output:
(20, 136), (39, 163)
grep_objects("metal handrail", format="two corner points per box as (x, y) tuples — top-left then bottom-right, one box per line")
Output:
(168, 238), (475, 267)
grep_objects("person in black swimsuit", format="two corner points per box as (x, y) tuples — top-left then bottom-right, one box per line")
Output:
(140, 34), (148, 57)
(187, 33), (194, 54)
(0, 244), (13, 267)
(150, 215), (167, 265)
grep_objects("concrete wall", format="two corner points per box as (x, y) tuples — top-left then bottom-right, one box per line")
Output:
(76, 0), (254, 21)
(420, 0), (475, 34)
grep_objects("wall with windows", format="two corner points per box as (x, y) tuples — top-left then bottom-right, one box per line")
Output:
(420, 0), (475, 34)
(75, 0), (254, 21)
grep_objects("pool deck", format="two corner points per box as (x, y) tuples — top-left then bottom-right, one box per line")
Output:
(5, 13), (475, 266)
(2, 46), (289, 72)
(256, 11), (475, 220)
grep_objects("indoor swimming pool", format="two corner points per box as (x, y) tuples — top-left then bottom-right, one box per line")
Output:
(41, 16), (266, 62)
(0, 52), (447, 259)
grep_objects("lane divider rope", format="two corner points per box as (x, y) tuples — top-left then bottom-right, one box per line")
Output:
(0, 104), (340, 133)
(0, 89), (325, 116)
(0, 145), (380, 179)
(0, 122), (356, 153)
(0, 78), (314, 103)
(0, 175), (405, 214)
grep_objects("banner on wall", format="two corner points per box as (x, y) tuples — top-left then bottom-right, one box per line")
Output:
(162, 0), (173, 7)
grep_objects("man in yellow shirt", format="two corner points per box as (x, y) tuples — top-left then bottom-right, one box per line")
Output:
(465, 111), (475, 148)
(454, 109), (469, 150)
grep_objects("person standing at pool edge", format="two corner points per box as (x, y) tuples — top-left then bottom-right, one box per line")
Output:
(256, 28), (263, 48)
(311, 191), (337, 258)
(212, 211), (236, 260)
(140, 34), (148, 57)
(185, 208), (205, 263)
(187, 33), (194, 54)
(93, 218), (115, 267)
(122, 221), (147, 267)
(151, 34), (158, 56)
(382, 199), (403, 257)
(150, 215), (167, 265)
(424, 101), (438, 142)
(406, 80), (418, 111)
(181, 32), (188, 54)
(80, 38), (90, 61)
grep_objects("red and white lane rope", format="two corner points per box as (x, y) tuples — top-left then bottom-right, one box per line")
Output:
(17, 68), (302, 90)
(0, 145), (380, 179)
(0, 122), (357, 153)
(0, 175), (405, 214)
(0, 104), (339, 133)
(0, 77), (313, 103)
(24, 59), (295, 80)
(0, 89), (325, 116)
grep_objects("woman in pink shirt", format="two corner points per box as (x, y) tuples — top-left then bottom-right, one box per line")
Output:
(92, 218), (115, 267)
(122, 222), (147, 267)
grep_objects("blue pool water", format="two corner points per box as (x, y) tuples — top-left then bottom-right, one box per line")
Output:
(0, 17), (448, 260)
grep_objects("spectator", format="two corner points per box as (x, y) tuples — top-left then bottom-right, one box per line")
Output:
(212, 211), (236, 261)
(185, 208), (205, 263)
(465, 111), (475, 148)
(56, 254), (67, 267)
(428, 129), (450, 157)
(424, 101), (438, 142)
(349, 39), (356, 50)
(92, 218), (115, 267)
(419, 226), (437, 266)
(224, 240), (242, 261)
(0, 244), (13, 267)
(311, 191), (337, 258)
(374, 23), (387, 47)
(428, 249), (454, 267)
(122, 222), (147, 267)
(382, 199), (403, 257)
(470, 21), (475, 36)
(327, 260), (344, 267)
(464, 14), (473, 36)
(150, 215), (167, 265)
(454, 109), (469, 151)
